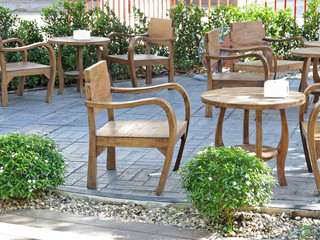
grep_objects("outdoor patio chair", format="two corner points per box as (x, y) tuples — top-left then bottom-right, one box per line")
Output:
(204, 29), (273, 117)
(229, 21), (306, 79)
(105, 17), (175, 87)
(84, 60), (190, 196)
(0, 37), (56, 106)
(299, 83), (320, 195)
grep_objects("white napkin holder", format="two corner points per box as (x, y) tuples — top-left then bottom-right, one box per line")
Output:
(73, 30), (91, 40)
(264, 78), (289, 98)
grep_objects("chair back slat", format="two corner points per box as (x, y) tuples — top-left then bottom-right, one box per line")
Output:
(148, 18), (174, 45)
(84, 60), (113, 115)
(230, 21), (265, 48)
(205, 29), (220, 66)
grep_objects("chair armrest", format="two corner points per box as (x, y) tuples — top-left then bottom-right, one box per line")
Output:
(3, 42), (56, 68)
(107, 32), (137, 39)
(111, 82), (191, 122)
(205, 52), (270, 80)
(308, 100), (320, 142)
(86, 97), (178, 139)
(2, 38), (25, 46)
(299, 83), (320, 121)
(264, 36), (307, 45)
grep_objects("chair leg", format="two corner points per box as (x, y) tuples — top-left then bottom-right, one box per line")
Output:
(1, 78), (9, 107)
(107, 62), (114, 87)
(168, 61), (174, 83)
(45, 71), (55, 103)
(87, 144), (98, 189)
(17, 76), (26, 96)
(205, 104), (213, 117)
(173, 135), (187, 171)
(146, 65), (152, 84)
(128, 63), (138, 87)
(107, 147), (116, 170)
(156, 145), (175, 196)
(300, 127), (313, 172)
(309, 141), (320, 195)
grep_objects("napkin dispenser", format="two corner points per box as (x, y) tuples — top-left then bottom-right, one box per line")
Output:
(73, 30), (91, 40)
(264, 78), (289, 98)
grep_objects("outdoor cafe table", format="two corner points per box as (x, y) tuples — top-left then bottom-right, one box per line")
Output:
(48, 36), (110, 97)
(201, 87), (305, 186)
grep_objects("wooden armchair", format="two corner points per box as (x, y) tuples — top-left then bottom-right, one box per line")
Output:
(204, 29), (274, 117)
(0, 38), (56, 106)
(229, 21), (306, 78)
(84, 60), (190, 195)
(106, 18), (175, 87)
(299, 83), (320, 195)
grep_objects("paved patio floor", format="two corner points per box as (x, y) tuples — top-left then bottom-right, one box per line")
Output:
(1, 73), (319, 211)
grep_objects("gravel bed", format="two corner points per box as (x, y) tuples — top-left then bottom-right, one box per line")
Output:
(1, 192), (320, 239)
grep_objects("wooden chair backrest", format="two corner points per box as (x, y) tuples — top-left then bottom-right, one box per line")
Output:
(148, 18), (174, 45)
(229, 21), (266, 48)
(84, 60), (113, 115)
(205, 29), (220, 66)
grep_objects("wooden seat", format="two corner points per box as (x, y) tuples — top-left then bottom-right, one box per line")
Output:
(229, 21), (306, 78)
(84, 60), (190, 195)
(204, 29), (273, 117)
(0, 38), (56, 106)
(299, 83), (320, 195)
(106, 18), (175, 87)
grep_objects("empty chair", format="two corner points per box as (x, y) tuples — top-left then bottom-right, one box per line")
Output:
(229, 20), (306, 78)
(0, 37), (56, 106)
(299, 83), (320, 195)
(106, 18), (175, 87)
(84, 60), (190, 195)
(204, 29), (274, 117)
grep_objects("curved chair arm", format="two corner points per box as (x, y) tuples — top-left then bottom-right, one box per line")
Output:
(86, 97), (177, 142)
(111, 82), (191, 122)
(3, 42), (56, 69)
(221, 45), (277, 74)
(2, 38), (25, 46)
(264, 36), (307, 45)
(127, 35), (176, 60)
(206, 52), (270, 80)
(299, 83), (320, 122)
(107, 32), (137, 39)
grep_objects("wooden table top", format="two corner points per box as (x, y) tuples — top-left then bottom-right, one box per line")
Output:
(48, 36), (110, 46)
(291, 47), (320, 58)
(201, 87), (305, 110)
(304, 41), (320, 48)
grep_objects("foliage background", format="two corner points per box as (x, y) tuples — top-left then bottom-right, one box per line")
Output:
(1, 0), (320, 89)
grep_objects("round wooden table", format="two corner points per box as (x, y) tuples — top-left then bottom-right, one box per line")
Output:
(291, 46), (320, 93)
(48, 36), (110, 97)
(201, 87), (306, 186)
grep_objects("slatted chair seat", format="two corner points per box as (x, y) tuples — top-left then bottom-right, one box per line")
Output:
(84, 60), (190, 196)
(106, 54), (170, 65)
(0, 38), (56, 106)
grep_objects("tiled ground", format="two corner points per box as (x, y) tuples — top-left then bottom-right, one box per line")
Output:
(1, 73), (319, 210)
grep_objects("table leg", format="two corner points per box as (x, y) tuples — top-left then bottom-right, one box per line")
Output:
(277, 109), (289, 186)
(300, 57), (311, 93)
(215, 107), (226, 147)
(77, 46), (84, 98)
(313, 58), (320, 103)
(57, 45), (64, 95)
(255, 110), (262, 159)
(243, 109), (249, 144)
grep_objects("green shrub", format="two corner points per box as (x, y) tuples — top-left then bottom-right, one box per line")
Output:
(179, 146), (276, 230)
(0, 133), (67, 200)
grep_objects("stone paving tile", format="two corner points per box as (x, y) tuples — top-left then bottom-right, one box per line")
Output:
(2, 74), (320, 210)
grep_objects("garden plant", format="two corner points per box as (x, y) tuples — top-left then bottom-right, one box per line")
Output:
(179, 146), (276, 231)
(0, 132), (67, 200)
